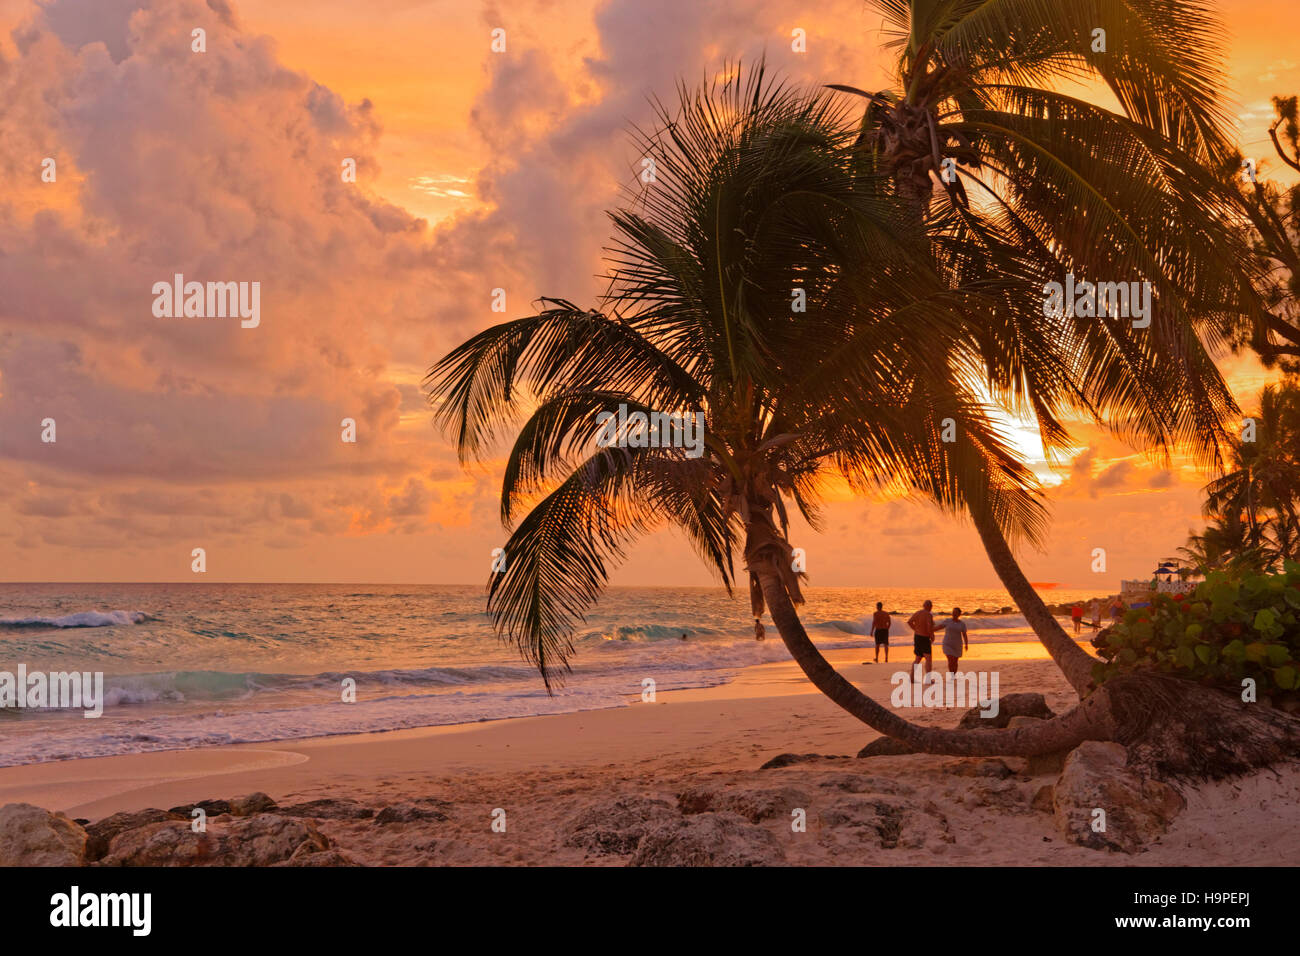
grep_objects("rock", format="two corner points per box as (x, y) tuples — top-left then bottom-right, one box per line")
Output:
(957, 693), (1055, 729)
(1031, 785), (1055, 812)
(965, 779), (1032, 810)
(944, 757), (1014, 779)
(899, 800), (955, 849)
(276, 798), (374, 820)
(628, 812), (784, 866)
(374, 802), (449, 825)
(677, 785), (809, 823)
(1052, 741), (1185, 853)
(167, 799), (230, 817)
(229, 792), (277, 816)
(818, 798), (908, 848)
(272, 847), (362, 867)
(0, 803), (88, 866)
(563, 796), (678, 855)
(85, 809), (183, 862)
(99, 813), (331, 866)
(759, 752), (848, 769)
(1027, 749), (1070, 776)
(856, 737), (915, 758)
(815, 774), (916, 796)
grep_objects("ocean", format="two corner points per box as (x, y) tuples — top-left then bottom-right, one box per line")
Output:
(0, 583), (1103, 767)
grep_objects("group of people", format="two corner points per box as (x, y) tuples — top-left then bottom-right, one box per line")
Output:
(867, 600), (969, 674)
(1069, 597), (1126, 634)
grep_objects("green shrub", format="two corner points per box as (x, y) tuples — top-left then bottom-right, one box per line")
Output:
(1094, 562), (1300, 703)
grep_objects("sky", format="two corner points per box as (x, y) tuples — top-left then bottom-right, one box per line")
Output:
(0, 0), (1295, 587)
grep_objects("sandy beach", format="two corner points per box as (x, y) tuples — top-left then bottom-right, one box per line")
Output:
(6, 643), (1296, 866)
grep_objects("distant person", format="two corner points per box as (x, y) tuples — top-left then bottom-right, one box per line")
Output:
(870, 602), (891, 663)
(1070, 602), (1084, 635)
(754, 617), (765, 641)
(939, 607), (969, 673)
(1089, 598), (1101, 630)
(681, 632), (687, 641)
(907, 600), (936, 674)
(1109, 598), (1124, 624)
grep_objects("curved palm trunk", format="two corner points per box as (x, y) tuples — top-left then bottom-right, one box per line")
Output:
(969, 506), (1098, 696)
(747, 542), (1110, 756)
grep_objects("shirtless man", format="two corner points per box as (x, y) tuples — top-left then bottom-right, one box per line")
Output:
(907, 600), (936, 674)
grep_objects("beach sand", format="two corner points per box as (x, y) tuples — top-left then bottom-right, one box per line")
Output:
(3, 643), (1297, 865)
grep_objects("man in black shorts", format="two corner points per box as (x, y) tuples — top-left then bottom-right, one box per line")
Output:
(870, 601), (891, 663)
(907, 600), (936, 674)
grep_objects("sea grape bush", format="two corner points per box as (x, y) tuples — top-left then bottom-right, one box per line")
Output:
(1095, 563), (1300, 703)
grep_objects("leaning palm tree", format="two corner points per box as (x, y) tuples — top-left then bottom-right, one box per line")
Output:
(427, 66), (1300, 770)
(830, 0), (1274, 696)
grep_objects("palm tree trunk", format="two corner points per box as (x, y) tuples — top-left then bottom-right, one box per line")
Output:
(747, 544), (1109, 756)
(968, 506), (1098, 696)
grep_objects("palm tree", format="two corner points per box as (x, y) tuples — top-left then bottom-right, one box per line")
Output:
(427, 66), (1300, 768)
(829, 0), (1271, 695)
(428, 68), (1112, 756)
(1200, 382), (1300, 568)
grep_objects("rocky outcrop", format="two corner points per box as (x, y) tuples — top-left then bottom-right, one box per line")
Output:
(818, 797), (908, 848)
(628, 812), (785, 866)
(1052, 741), (1185, 853)
(677, 785), (810, 823)
(85, 809), (183, 862)
(759, 752), (849, 769)
(563, 796), (678, 855)
(0, 804), (88, 866)
(374, 801), (450, 825)
(98, 813), (331, 866)
(275, 798), (374, 820)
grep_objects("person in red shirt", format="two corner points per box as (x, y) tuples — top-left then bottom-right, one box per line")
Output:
(1070, 602), (1084, 635)
(870, 602), (891, 663)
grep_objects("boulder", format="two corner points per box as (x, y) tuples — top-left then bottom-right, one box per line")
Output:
(1031, 785), (1055, 813)
(229, 792), (277, 816)
(167, 799), (230, 817)
(563, 796), (678, 855)
(1052, 741), (1185, 853)
(0, 803), (87, 866)
(85, 809), (183, 862)
(99, 813), (331, 866)
(628, 812), (784, 866)
(677, 785), (810, 824)
(957, 693), (1054, 729)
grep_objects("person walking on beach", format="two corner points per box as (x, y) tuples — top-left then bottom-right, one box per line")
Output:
(1110, 597), (1124, 624)
(870, 602), (891, 663)
(1070, 602), (1084, 635)
(940, 607), (969, 673)
(907, 600), (936, 674)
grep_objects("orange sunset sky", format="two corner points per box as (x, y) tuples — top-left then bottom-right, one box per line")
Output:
(0, 0), (1296, 587)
